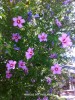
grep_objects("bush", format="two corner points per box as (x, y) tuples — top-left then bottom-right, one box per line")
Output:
(0, 0), (73, 99)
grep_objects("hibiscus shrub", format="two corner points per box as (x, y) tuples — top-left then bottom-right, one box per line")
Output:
(0, 0), (73, 100)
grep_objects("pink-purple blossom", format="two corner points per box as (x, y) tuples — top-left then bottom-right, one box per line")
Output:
(6, 60), (16, 70)
(10, 0), (13, 2)
(55, 19), (62, 27)
(49, 53), (57, 59)
(38, 32), (47, 42)
(24, 67), (28, 74)
(6, 70), (12, 79)
(43, 96), (48, 100)
(25, 47), (34, 60)
(45, 77), (51, 85)
(18, 60), (28, 74)
(12, 33), (21, 42)
(59, 33), (72, 48)
(63, 0), (71, 5)
(37, 97), (41, 100)
(18, 60), (27, 70)
(51, 64), (62, 74)
(12, 16), (25, 28)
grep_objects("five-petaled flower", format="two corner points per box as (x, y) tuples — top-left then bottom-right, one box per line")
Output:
(6, 60), (16, 70)
(12, 16), (25, 28)
(38, 32), (47, 42)
(55, 19), (62, 27)
(12, 33), (21, 42)
(59, 33), (72, 48)
(18, 60), (27, 70)
(25, 47), (34, 60)
(51, 64), (62, 74)
(6, 70), (12, 79)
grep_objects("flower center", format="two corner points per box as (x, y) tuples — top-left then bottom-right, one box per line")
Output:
(17, 20), (20, 24)
(15, 36), (18, 39)
(21, 63), (25, 66)
(10, 64), (13, 67)
(7, 73), (10, 76)
(29, 51), (33, 55)
(41, 36), (45, 39)
(55, 67), (58, 71)
(63, 38), (66, 43)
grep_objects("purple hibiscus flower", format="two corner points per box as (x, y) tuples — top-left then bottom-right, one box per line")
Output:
(38, 32), (47, 42)
(6, 60), (16, 70)
(51, 64), (62, 74)
(6, 70), (12, 79)
(12, 16), (25, 28)
(25, 47), (34, 60)
(12, 33), (21, 42)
